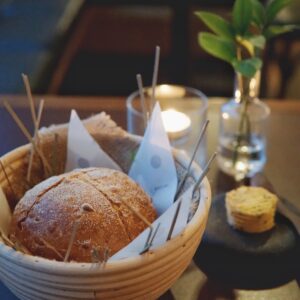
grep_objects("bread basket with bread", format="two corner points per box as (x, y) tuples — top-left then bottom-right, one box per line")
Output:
(0, 112), (211, 300)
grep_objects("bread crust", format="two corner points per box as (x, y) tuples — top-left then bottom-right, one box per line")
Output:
(10, 168), (156, 262)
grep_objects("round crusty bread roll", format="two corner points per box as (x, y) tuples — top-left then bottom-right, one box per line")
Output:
(10, 168), (157, 262)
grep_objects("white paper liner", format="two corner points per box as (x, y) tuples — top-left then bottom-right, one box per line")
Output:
(129, 102), (177, 215)
(65, 110), (121, 172)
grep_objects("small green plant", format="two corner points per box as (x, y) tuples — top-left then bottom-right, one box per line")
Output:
(195, 0), (297, 78)
(196, 0), (297, 175)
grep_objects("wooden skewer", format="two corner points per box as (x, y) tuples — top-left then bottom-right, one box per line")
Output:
(34, 99), (44, 141)
(26, 146), (35, 183)
(140, 226), (153, 255)
(140, 222), (161, 254)
(5, 163), (30, 190)
(121, 199), (155, 254)
(147, 223), (160, 248)
(1, 230), (31, 255)
(0, 229), (15, 248)
(151, 46), (160, 113)
(13, 240), (31, 255)
(3, 101), (52, 175)
(4, 100), (33, 142)
(167, 151), (217, 241)
(26, 99), (45, 182)
(40, 238), (64, 260)
(22, 73), (37, 126)
(174, 120), (209, 200)
(136, 74), (148, 129)
(0, 160), (16, 199)
(64, 220), (80, 262)
(22, 74), (45, 180)
(91, 248), (101, 264)
(101, 246), (110, 268)
(192, 151), (217, 196)
(167, 199), (183, 241)
(91, 246), (110, 268)
(121, 199), (152, 228)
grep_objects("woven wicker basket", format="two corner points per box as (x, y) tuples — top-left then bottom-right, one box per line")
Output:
(0, 121), (211, 300)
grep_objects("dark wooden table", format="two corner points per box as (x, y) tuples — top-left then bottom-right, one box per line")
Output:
(0, 96), (299, 299)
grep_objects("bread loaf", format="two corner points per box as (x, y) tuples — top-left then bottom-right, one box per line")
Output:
(225, 186), (278, 233)
(10, 168), (156, 262)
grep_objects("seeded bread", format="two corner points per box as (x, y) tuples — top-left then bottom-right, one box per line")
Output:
(225, 186), (278, 233)
(10, 168), (156, 262)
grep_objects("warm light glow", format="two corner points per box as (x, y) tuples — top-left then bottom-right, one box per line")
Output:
(148, 85), (185, 99)
(234, 89), (241, 101)
(235, 161), (247, 172)
(161, 109), (191, 139)
(222, 112), (230, 120)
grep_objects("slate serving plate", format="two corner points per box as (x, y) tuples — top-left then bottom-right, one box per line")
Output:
(194, 193), (299, 289)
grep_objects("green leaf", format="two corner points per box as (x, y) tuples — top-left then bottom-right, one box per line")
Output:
(194, 11), (234, 39)
(233, 0), (253, 35)
(266, 0), (292, 24)
(198, 32), (236, 63)
(232, 57), (262, 77)
(251, 0), (266, 27)
(249, 57), (263, 69)
(264, 24), (298, 39)
(248, 35), (266, 49)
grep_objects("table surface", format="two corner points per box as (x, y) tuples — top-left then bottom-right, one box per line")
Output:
(0, 95), (299, 300)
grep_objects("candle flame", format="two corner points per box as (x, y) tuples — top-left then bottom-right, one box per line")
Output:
(161, 109), (191, 134)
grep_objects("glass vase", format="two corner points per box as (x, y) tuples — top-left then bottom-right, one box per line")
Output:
(217, 71), (270, 180)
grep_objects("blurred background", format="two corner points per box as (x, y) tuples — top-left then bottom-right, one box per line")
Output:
(0, 0), (299, 98)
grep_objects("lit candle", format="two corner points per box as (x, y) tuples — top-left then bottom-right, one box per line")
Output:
(161, 109), (191, 140)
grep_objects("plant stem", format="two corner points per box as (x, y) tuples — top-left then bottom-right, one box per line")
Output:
(232, 76), (252, 169)
(232, 98), (249, 165)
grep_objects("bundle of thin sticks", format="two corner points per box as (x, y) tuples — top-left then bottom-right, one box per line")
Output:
(0, 74), (53, 253)
(3, 74), (53, 186)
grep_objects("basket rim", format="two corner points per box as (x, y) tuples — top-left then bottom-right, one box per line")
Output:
(0, 144), (211, 275)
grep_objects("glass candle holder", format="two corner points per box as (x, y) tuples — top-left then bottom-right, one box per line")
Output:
(126, 84), (208, 167)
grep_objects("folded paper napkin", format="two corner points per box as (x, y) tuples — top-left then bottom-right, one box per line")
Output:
(129, 102), (178, 215)
(65, 110), (121, 172)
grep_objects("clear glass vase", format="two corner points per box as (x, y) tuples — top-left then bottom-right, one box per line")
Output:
(217, 71), (270, 180)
